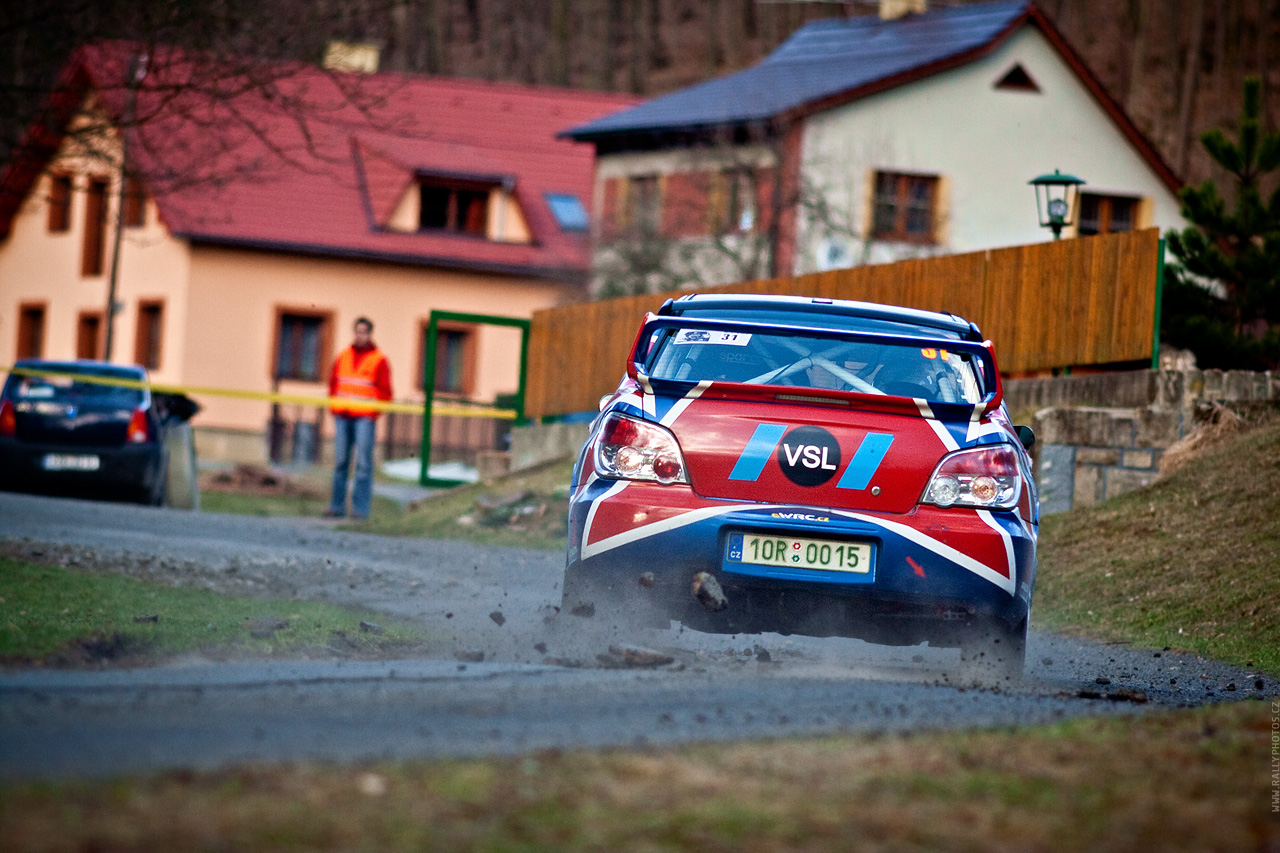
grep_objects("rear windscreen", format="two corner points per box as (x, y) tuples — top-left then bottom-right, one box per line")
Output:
(6, 369), (144, 408)
(647, 328), (983, 404)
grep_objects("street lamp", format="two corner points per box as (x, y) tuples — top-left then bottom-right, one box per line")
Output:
(1029, 169), (1085, 240)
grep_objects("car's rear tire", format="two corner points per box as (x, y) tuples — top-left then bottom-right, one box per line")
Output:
(959, 615), (1027, 683)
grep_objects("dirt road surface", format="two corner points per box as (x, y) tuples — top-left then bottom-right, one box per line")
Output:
(0, 491), (1271, 780)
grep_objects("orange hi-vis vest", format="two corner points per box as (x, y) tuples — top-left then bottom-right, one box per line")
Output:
(331, 347), (388, 417)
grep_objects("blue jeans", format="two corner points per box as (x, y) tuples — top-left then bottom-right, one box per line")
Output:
(329, 414), (376, 519)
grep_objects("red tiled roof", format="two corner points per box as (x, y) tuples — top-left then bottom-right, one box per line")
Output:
(2, 43), (637, 278)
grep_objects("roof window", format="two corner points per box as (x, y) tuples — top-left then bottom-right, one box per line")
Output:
(545, 193), (589, 232)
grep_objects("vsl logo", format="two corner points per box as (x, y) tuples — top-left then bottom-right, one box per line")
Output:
(777, 425), (840, 487)
(729, 423), (894, 490)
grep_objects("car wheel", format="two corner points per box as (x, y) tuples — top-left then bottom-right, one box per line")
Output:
(959, 615), (1027, 682)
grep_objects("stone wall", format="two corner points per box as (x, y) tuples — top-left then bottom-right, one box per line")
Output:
(1030, 368), (1280, 514)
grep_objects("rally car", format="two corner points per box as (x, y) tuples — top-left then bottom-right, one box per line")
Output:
(562, 294), (1038, 678)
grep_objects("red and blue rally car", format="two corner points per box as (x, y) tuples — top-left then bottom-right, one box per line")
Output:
(563, 294), (1038, 678)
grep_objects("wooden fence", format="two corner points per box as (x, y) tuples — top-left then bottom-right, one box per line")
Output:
(525, 228), (1162, 419)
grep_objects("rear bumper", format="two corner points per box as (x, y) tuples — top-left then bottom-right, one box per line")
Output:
(0, 438), (163, 497)
(566, 479), (1035, 645)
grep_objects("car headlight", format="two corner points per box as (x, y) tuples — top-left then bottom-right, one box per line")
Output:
(922, 444), (1021, 510)
(594, 411), (688, 485)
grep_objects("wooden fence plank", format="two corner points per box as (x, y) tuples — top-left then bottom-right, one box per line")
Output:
(524, 229), (1161, 418)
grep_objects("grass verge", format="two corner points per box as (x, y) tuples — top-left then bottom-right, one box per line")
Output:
(199, 489), (402, 521)
(1034, 413), (1280, 675)
(0, 557), (432, 667)
(2, 699), (1276, 852)
(359, 456), (574, 550)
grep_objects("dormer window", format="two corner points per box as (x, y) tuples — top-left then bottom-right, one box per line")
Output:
(380, 168), (530, 243)
(419, 181), (489, 236)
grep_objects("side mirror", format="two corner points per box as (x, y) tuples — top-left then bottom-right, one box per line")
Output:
(1015, 424), (1035, 450)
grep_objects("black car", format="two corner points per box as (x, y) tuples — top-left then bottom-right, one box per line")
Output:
(0, 359), (197, 505)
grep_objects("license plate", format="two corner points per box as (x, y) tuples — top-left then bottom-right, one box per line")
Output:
(727, 532), (871, 573)
(43, 453), (100, 472)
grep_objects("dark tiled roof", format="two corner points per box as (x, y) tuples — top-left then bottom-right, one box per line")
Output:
(2, 43), (637, 278)
(566, 0), (1029, 140)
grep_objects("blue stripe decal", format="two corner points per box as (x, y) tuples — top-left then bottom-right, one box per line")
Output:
(837, 433), (894, 490)
(729, 423), (787, 481)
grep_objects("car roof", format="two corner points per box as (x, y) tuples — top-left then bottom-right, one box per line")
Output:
(11, 359), (148, 378)
(660, 294), (982, 341)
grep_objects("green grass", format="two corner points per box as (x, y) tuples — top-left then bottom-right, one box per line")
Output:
(1034, 414), (1280, 675)
(1, 700), (1274, 852)
(0, 557), (432, 666)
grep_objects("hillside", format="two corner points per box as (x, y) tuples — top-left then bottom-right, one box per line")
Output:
(1035, 409), (1280, 674)
(3, 1), (1277, 191)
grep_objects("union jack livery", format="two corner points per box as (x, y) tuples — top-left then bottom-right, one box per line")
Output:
(564, 294), (1038, 679)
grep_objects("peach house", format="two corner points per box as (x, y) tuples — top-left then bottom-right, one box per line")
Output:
(0, 43), (634, 465)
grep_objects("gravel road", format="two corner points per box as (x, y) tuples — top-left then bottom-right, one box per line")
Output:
(0, 491), (1272, 781)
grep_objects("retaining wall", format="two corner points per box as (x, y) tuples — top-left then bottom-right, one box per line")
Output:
(1029, 368), (1280, 514)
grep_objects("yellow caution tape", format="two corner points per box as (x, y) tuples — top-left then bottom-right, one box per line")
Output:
(1, 365), (517, 419)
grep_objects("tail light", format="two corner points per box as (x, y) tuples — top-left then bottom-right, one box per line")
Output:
(594, 411), (687, 485)
(0, 399), (15, 436)
(126, 408), (151, 444)
(922, 444), (1021, 510)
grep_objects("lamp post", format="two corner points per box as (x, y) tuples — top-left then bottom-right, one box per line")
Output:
(1029, 169), (1085, 240)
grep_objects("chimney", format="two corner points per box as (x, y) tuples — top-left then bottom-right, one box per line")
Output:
(880, 0), (927, 20)
(322, 41), (381, 74)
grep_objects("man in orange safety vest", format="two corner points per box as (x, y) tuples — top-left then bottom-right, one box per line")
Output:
(325, 316), (392, 520)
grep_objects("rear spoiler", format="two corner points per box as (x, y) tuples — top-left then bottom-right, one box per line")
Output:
(625, 313), (1005, 415)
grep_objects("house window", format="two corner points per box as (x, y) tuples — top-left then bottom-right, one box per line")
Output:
(421, 322), (475, 396)
(76, 311), (102, 359)
(871, 171), (938, 243)
(420, 182), (489, 236)
(48, 174), (72, 232)
(82, 177), (108, 276)
(134, 300), (164, 369)
(17, 303), (46, 359)
(626, 174), (660, 235)
(1078, 193), (1137, 236)
(123, 176), (146, 228)
(274, 311), (330, 382)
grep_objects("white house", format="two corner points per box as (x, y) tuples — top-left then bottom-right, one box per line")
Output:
(564, 0), (1186, 290)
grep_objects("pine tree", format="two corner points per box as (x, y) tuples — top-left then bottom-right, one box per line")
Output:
(1163, 76), (1280, 369)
